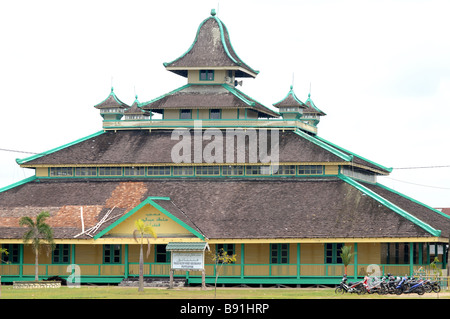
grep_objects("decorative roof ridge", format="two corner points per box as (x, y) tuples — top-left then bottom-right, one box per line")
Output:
(163, 10), (259, 77)
(16, 130), (106, 165)
(294, 129), (353, 162)
(273, 85), (307, 108)
(0, 175), (37, 194)
(304, 93), (326, 115)
(314, 135), (393, 173)
(138, 84), (192, 108)
(340, 175), (441, 237)
(373, 182), (450, 220)
(94, 87), (129, 109)
(223, 84), (280, 117)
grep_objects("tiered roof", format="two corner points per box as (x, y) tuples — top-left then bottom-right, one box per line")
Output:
(163, 9), (259, 78)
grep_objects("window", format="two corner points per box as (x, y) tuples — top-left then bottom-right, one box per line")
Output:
(325, 243), (343, 264)
(53, 244), (70, 264)
(216, 244), (235, 264)
(75, 167), (97, 176)
(50, 167), (73, 177)
(272, 165), (296, 175)
(196, 166), (220, 176)
(245, 165), (270, 175)
(103, 244), (121, 264)
(270, 244), (289, 264)
(173, 166), (194, 176)
(155, 245), (171, 263)
(1, 244), (19, 264)
(147, 166), (171, 176)
(124, 166), (145, 176)
(298, 165), (323, 175)
(210, 109), (221, 119)
(200, 70), (214, 81)
(222, 165), (244, 176)
(99, 167), (123, 176)
(180, 109), (192, 119)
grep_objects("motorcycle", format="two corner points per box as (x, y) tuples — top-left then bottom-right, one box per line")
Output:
(335, 275), (364, 294)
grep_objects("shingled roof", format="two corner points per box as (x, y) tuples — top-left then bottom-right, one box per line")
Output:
(139, 84), (279, 118)
(94, 87), (129, 110)
(273, 86), (307, 109)
(163, 10), (259, 78)
(16, 130), (391, 174)
(1, 178), (449, 240)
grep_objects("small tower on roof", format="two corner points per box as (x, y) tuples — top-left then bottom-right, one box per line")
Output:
(273, 85), (307, 120)
(123, 95), (151, 120)
(302, 93), (326, 127)
(94, 87), (129, 120)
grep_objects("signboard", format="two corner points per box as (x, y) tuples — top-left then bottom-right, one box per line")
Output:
(172, 252), (204, 270)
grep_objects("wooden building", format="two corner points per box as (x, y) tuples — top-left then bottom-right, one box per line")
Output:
(1, 9), (449, 286)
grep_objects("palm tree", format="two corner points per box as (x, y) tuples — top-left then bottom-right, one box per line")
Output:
(19, 211), (55, 281)
(133, 219), (157, 292)
(340, 245), (354, 276)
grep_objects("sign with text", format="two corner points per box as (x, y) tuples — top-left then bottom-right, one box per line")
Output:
(172, 252), (204, 270)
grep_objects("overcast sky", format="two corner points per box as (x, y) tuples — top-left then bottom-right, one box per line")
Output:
(1, 0), (449, 207)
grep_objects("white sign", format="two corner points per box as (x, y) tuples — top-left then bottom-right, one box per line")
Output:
(172, 252), (204, 270)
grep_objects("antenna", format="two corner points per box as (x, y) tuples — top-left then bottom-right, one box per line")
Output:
(291, 73), (295, 88)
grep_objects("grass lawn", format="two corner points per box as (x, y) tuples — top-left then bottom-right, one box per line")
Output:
(1, 285), (449, 299)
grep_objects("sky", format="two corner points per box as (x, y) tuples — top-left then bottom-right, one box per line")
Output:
(0, 0), (449, 207)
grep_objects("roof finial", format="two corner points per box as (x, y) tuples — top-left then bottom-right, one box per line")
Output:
(291, 73), (295, 90)
(211, 8), (216, 16)
(308, 82), (311, 98)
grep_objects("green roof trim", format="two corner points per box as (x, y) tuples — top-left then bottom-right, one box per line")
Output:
(163, 12), (259, 76)
(375, 182), (450, 220)
(0, 175), (37, 194)
(94, 87), (129, 109)
(305, 93), (326, 115)
(138, 84), (191, 108)
(339, 174), (441, 237)
(273, 85), (306, 107)
(315, 135), (393, 173)
(294, 129), (353, 162)
(93, 196), (206, 240)
(16, 131), (106, 165)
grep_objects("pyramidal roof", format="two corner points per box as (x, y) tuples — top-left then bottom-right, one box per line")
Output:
(273, 86), (307, 109)
(163, 9), (259, 78)
(94, 87), (129, 110)
(304, 93), (326, 116)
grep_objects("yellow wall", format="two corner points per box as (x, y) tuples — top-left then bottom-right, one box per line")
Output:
(108, 204), (192, 238)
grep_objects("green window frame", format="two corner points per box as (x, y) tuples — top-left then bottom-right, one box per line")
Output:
(99, 167), (123, 176)
(124, 166), (145, 176)
(200, 70), (214, 81)
(53, 244), (70, 264)
(50, 167), (73, 177)
(222, 165), (244, 176)
(196, 166), (220, 176)
(325, 243), (343, 264)
(216, 244), (235, 264)
(155, 244), (171, 263)
(147, 166), (171, 176)
(173, 166), (194, 176)
(270, 243), (289, 264)
(1, 244), (20, 264)
(103, 244), (121, 264)
(298, 165), (323, 175)
(272, 165), (296, 175)
(75, 167), (97, 176)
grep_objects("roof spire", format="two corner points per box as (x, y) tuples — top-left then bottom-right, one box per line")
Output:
(211, 8), (216, 16)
